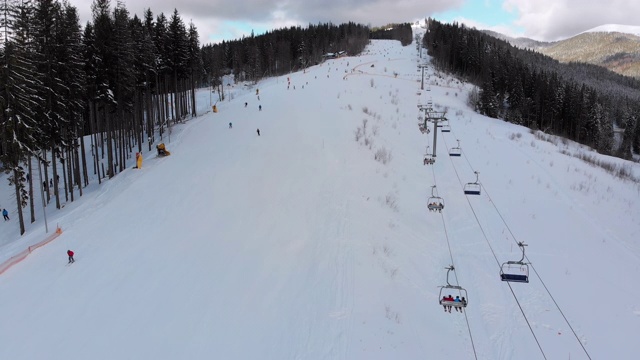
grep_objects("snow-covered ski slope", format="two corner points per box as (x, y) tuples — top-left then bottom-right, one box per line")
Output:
(0, 31), (639, 360)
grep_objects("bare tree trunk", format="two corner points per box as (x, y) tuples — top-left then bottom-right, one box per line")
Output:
(42, 151), (50, 203)
(105, 106), (114, 179)
(13, 169), (25, 234)
(51, 145), (61, 209)
(75, 136), (84, 195)
(27, 157), (35, 223)
(191, 73), (197, 117)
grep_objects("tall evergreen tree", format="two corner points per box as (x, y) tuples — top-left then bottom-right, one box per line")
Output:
(0, 0), (41, 233)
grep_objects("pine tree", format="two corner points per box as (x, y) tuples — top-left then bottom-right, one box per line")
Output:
(187, 21), (202, 117)
(57, 2), (86, 200)
(0, 0), (41, 234)
(167, 9), (188, 121)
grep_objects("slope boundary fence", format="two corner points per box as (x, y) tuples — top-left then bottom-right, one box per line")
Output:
(0, 227), (63, 276)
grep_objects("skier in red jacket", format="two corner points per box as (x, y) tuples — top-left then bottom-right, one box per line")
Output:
(67, 250), (75, 264)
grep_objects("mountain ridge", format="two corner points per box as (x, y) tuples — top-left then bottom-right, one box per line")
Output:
(483, 25), (640, 78)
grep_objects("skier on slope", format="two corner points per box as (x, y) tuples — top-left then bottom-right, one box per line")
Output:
(67, 250), (75, 264)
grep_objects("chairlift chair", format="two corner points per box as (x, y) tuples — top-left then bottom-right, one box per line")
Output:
(500, 242), (529, 283)
(463, 171), (481, 195)
(441, 124), (451, 132)
(449, 139), (461, 157)
(427, 185), (444, 212)
(418, 122), (430, 135)
(423, 146), (435, 165)
(438, 266), (468, 309)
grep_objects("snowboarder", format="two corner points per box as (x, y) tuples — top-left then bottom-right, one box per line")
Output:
(2, 208), (9, 221)
(229, 122), (233, 129)
(257, 128), (260, 136)
(67, 250), (75, 264)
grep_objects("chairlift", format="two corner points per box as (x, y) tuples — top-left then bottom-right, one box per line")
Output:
(463, 171), (481, 195)
(439, 119), (450, 132)
(500, 242), (530, 283)
(423, 146), (435, 165)
(438, 266), (468, 310)
(449, 139), (461, 157)
(427, 185), (444, 212)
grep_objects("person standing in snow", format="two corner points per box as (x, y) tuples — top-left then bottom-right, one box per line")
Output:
(259, 105), (262, 111)
(67, 250), (75, 264)
(256, 128), (261, 136)
(2, 208), (9, 221)
(229, 122), (233, 129)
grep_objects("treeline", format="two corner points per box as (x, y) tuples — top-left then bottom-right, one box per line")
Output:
(0, 0), (201, 234)
(200, 22), (370, 94)
(370, 23), (413, 46)
(423, 19), (640, 158)
(0, 0), (371, 235)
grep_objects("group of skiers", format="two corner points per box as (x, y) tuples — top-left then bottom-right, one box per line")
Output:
(228, 122), (260, 136)
(229, 92), (262, 135)
(441, 295), (466, 313)
(428, 202), (444, 212)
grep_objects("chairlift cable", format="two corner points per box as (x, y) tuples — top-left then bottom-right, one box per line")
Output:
(482, 185), (593, 360)
(447, 122), (590, 359)
(429, 163), (479, 360)
(447, 117), (580, 357)
(443, 138), (549, 359)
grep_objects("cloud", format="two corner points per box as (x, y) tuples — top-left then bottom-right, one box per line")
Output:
(70, 0), (463, 43)
(446, 16), (524, 39)
(503, 0), (640, 41)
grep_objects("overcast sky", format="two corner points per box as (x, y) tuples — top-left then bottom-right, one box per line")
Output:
(67, 0), (640, 44)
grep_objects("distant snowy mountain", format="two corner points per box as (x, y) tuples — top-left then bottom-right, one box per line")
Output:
(582, 24), (640, 37)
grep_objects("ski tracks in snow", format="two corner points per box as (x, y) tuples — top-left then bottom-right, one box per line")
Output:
(285, 176), (355, 360)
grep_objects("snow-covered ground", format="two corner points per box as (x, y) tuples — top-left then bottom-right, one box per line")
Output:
(0, 30), (639, 359)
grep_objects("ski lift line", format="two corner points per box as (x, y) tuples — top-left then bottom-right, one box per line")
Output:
(446, 127), (590, 359)
(437, 212), (479, 360)
(481, 185), (594, 360)
(443, 140), (550, 360)
(443, 125), (477, 175)
(447, 122), (585, 358)
(429, 166), (479, 360)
